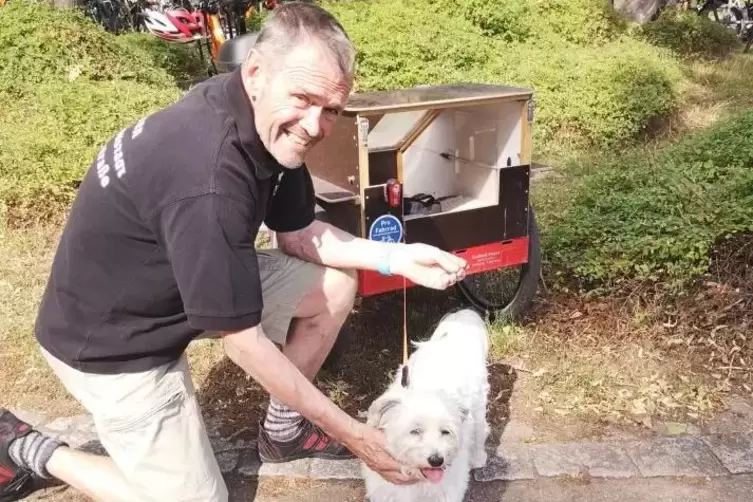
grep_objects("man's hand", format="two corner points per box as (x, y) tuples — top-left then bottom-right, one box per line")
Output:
(345, 423), (422, 485)
(387, 243), (468, 290)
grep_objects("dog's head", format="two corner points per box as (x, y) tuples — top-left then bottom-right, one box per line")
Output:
(366, 386), (469, 484)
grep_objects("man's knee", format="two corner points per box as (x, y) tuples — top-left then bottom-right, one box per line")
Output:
(321, 266), (358, 314)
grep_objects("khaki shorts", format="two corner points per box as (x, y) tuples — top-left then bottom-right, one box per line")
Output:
(41, 249), (323, 502)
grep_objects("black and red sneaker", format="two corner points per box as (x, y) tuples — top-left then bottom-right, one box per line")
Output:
(256, 419), (355, 464)
(0, 410), (35, 502)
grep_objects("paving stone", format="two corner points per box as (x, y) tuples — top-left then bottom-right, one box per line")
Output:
(530, 442), (639, 479)
(702, 434), (753, 474)
(499, 420), (536, 444)
(217, 451), (240, 474)
(309, 459), (362, 480)
(43, 414), (93, 434)
(474, 445), (535, 482)
(707, 396), (753, 436)
(235, 449), (312, 478)
(67, 414), (96, 433)
(60, 430), (99, 449)
(625, 437), (728, 478)
(236, 449), (262, 477)
(8, 409), (47, 428)
(258, 458), (313, 478)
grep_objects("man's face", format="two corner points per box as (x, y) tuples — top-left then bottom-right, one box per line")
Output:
(243, 43), (352, 169)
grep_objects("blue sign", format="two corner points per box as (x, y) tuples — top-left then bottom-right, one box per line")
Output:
(369, 214), (403, 243)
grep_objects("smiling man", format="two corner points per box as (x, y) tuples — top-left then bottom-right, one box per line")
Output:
(0, 3), (468, 501)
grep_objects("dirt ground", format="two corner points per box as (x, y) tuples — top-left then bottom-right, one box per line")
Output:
(2, 227), (753, 464)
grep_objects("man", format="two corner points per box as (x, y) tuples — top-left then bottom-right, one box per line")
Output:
(0, 3), (467, 501)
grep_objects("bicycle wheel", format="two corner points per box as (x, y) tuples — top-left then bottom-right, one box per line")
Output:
(456, 205), (541, 322)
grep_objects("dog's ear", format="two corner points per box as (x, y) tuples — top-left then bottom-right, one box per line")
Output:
(366, 392), (403, 429)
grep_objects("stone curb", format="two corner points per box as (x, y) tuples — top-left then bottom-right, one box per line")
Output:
(11, 409), (753, 484)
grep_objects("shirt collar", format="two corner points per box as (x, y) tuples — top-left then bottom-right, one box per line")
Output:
(223, 67), (284, 180)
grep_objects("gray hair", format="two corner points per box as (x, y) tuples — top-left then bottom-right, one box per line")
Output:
(252, 2), (357, 80)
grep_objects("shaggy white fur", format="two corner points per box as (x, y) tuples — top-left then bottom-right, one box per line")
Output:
(362, 308), (491, 502)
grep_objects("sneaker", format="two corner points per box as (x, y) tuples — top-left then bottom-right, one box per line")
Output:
(0, 410), (35, 502)
(256, 419), (355, 463)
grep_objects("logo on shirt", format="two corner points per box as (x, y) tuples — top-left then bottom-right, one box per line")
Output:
(96, 116), (149, 189)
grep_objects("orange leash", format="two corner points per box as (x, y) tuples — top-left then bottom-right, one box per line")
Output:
(402, 276), (408, 366)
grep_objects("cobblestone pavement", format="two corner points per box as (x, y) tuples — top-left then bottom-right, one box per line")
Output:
(11, 404), (753, 501)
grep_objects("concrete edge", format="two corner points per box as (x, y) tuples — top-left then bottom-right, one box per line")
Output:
(12, 409), (753, 484)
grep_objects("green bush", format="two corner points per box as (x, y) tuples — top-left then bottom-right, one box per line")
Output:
(483, 39), (683, 149)
(324, 0), (497, 91)
(0, 0), (204, 93)
(0, 1), (204, 227)
(436, 0), (534, 43)
(325, 0), (681, 149)
(640, 8), (741, 59)
(434, 0), (626, 45)
(524, 0), (626, 45)
(114, 34), (208, 83)
(537, 110), (753, 289)
(0, 80), (182, 227)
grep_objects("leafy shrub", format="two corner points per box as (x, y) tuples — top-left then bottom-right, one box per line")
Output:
(537, 110), (753, 289)
(0, 1), (203, 227)
(484, 39), (682, 149)
(0, 80), (182, 227)
(114, 34), (208, 83)
(0, 0), (203, 93)
(436, 0), (534, 43)
(434, 0), (626, 45)
(325, 0), (681, 149)
(525, 0), (627, 45)
(325, 0), (497, 91)
(640, 8), (741, 59)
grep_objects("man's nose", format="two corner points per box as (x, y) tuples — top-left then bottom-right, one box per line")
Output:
(300, 107), (323, 139)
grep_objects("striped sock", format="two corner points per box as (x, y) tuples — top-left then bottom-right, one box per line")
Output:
(263, 398), (304, 442)
(9, 430), (65, 479)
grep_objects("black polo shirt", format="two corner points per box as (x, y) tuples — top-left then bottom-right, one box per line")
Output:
(34, 68), (316, 374)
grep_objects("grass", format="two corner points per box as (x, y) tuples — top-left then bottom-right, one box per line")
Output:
(3, 0), (753, 449)
(660, 54), (753, 141)
(0, 225), (80, 415)
(2, 221), (744, 443)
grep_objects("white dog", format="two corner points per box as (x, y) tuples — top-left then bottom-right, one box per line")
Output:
(362, 308), (491, 502)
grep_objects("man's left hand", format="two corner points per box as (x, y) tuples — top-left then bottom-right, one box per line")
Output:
(387, 243), (468, 290)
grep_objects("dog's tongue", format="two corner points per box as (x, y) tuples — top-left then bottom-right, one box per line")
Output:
(421, 467), (444, 483)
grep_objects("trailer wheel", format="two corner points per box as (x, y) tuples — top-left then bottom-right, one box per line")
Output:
(455, 205), (541, 322)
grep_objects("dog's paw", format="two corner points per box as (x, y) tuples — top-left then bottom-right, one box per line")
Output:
(471, 450), (488, 469)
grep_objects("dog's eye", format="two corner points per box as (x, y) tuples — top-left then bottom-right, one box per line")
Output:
(410, 428), (421, 436)
(441, 429), (451, 436)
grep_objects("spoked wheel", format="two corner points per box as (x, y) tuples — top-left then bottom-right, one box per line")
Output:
(456, 206), (541, 322)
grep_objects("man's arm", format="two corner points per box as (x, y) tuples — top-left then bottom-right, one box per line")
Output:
(221, 323), (365, 448)
(276, 219), (396, 271)
(275, 219), (468, 290)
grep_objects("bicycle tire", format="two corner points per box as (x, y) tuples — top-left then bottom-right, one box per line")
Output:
(455, 205), (541, 322)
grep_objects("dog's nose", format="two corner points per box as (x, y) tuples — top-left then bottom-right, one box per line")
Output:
(428, 454), (444, 467)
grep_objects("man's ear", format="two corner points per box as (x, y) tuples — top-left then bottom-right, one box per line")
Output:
(366, 391), (403, 429)
(241, 50), (265, 101)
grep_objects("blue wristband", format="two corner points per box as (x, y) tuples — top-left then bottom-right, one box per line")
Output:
(377, 254), (392, 276)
